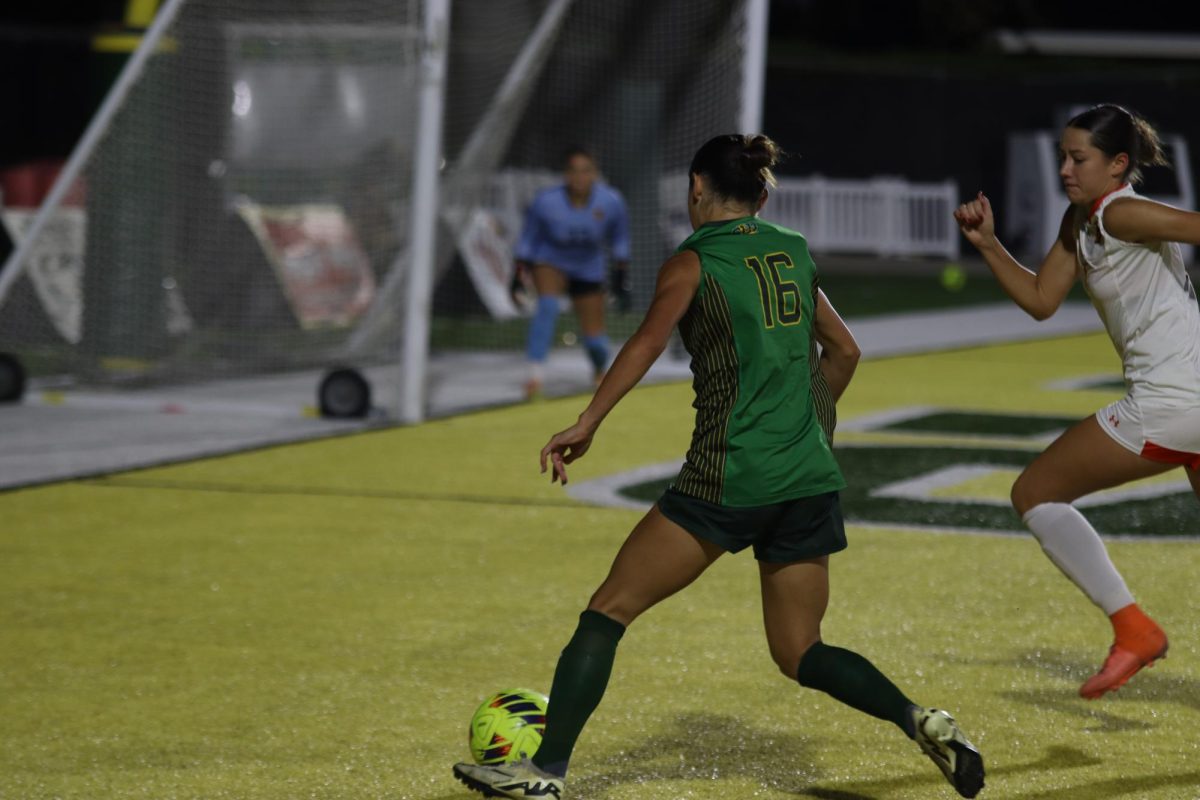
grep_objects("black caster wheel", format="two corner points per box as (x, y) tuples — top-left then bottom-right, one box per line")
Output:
(0, 353), (26, 403)
(317, 367), (371, 419)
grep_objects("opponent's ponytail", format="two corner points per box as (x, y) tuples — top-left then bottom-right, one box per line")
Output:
(1067, 103), (1169, 185)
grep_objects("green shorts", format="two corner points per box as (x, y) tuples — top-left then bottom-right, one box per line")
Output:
(657, 487), (847, 563)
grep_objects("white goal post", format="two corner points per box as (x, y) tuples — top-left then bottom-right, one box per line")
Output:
(0, 0), (769, 424)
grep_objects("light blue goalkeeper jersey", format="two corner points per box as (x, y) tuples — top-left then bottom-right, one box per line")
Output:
(514, 183), (631, 283)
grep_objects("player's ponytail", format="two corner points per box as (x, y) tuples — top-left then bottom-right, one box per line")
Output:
(1130, 115), (1169, 174)
(690, 133), (784, 207)
(1067, 103), (1170, 185)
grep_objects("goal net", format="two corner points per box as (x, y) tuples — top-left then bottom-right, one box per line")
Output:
(0, 0), (756, 422)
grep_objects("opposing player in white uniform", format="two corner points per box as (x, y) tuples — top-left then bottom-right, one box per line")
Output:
(954, 103), (1200, 699)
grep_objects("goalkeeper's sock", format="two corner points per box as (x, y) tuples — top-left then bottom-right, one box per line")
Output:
(581, 333), (610, 376)
(796, 641), (917, 737)
(526, 296), (560, 362)
(532, 610), (625, 778)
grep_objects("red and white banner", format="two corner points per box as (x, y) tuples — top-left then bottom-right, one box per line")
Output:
(1, 207), (87, 345)
(235, 201), (376, 330)
(457, 207), (529, 319)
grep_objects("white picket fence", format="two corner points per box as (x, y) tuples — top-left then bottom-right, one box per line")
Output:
(769, 176), (960, 259)
(481, 169), (960, 261)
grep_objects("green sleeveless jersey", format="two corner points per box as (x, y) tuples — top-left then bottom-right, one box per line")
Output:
(672, 216), (845, 506)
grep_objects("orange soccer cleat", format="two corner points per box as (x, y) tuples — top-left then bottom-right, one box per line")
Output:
(1079, 606), (1169, 699)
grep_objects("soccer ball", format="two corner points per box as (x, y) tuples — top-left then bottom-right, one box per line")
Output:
(469, 688), (549, 765)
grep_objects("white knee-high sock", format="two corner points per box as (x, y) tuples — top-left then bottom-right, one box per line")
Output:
(1022, 502), (1135, 615)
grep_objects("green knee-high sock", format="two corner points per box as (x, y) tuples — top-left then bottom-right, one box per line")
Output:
(796, 641), (918, 737)
(532, 610), (626, 777)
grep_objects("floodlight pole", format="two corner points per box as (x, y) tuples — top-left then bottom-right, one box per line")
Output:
(740, 0), (769, 134)
(398, 0), (451, 424)
(0, 0), (189, 312)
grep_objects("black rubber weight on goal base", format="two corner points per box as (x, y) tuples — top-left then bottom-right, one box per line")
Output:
(0, 353), (26, 402)
(318, 367), (371, 418)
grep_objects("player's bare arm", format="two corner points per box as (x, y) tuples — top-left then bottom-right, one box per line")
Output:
(540, 250), (701, 483)
(954, 192), (1076, 320)
(1103, 197), (1200, 246)
(813, 289), (860, 401)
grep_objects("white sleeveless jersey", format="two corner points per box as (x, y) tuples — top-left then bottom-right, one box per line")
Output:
(1075, 184), (1200, 406)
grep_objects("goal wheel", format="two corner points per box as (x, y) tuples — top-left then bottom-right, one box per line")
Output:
(317, 367), (371, 418)
(0, 353), (26, 403)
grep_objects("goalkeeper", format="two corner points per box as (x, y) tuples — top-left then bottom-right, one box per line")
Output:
(511, 147), (631, 400)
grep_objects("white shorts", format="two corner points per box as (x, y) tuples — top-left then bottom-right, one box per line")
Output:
(1096, 395), (1200, 470)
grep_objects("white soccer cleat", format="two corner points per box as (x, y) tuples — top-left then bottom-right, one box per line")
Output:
(453, 757), (565, 799)
(912, 707), (985, 798)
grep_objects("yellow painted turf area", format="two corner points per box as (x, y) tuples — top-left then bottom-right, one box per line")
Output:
(1, 332), (1199, 800)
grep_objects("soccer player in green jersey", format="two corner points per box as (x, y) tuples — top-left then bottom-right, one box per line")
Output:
(454, 135), (985, 799)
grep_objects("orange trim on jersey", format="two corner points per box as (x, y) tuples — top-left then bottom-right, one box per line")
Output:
(1140, 441), (1200, 470)
(1089, 183), (1130, 218)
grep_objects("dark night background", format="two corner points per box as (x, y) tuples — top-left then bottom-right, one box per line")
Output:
(2, 0), (1199, 229)
(764, 1), (1200, 229)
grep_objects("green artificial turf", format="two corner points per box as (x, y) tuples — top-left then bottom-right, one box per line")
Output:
(3, 333), (1198, 799)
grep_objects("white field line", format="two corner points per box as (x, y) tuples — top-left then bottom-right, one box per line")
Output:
(870, 463), (1192, 508)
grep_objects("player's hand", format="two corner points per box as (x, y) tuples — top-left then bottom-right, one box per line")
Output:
(539, 420), (596, 485)
(953, 191), (996, 250)
(610, 267), (632, 313)
(510, 261), (531, 306)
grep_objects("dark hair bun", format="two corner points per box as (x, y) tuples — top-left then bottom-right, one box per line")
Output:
(741, 136), (779, 173)
(690, 133), (783, 206)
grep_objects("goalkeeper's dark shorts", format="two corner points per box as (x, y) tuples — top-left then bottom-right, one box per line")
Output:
(657, 487), (847, 563)
(567, 277), (604, 297)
